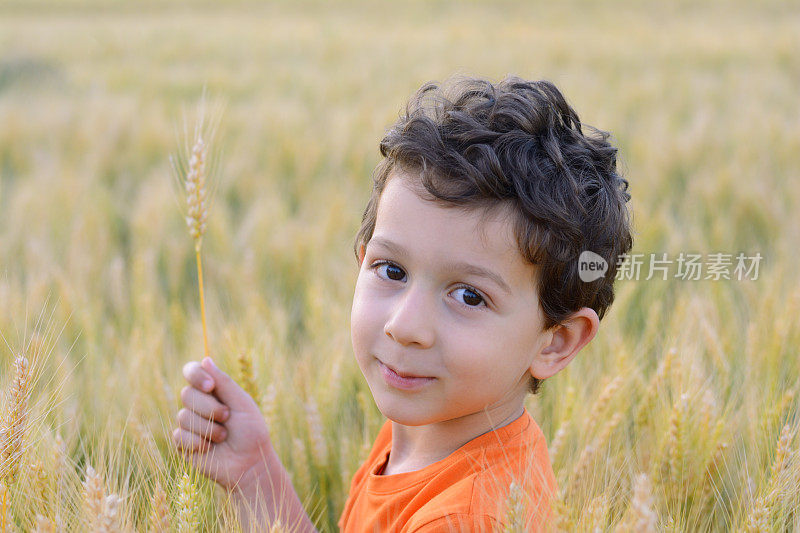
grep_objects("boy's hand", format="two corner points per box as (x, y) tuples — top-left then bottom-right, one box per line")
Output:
(173, 357), (274, 491)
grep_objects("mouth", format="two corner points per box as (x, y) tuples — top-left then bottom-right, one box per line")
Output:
(378, 359), (433, 379)
(377, 359), (436, 391)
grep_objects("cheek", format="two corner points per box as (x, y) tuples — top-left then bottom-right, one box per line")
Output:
(442, 333), (511, 387)
(350, 275), (380, 357)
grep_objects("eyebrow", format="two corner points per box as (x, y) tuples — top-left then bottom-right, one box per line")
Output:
(367, 237), (513, 296)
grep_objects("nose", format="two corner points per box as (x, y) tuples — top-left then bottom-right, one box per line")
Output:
(383, 283), (435, 348)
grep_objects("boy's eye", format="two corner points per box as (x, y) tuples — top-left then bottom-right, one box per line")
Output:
(370, 261), (487, 310)
(382, 262), (406, 282)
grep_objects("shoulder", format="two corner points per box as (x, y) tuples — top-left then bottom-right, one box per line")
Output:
(406, 513), (500, 533)
(409, 410), (558, 530)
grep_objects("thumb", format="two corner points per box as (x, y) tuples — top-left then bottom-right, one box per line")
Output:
(201, 357), (252, 410)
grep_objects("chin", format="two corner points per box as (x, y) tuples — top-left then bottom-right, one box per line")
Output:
(374, 396), (441, 427)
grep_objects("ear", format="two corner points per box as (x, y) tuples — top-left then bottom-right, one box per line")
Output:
(529, 307), (599, 380)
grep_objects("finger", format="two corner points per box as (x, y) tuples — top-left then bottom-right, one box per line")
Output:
(172, 428), (212, 454)
(183, 360), (215, 393)
(180, 385), (230, 422)
(178, 408), (228, 443)
(200, 357), (251, 410)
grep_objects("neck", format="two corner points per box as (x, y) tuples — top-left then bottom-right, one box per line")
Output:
(383, 402), (525, 476)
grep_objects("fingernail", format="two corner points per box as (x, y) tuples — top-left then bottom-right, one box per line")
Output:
(222, 408), (230, 421)
(202, 380), (214, 392)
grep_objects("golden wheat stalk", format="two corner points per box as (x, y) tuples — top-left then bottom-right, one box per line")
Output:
(502, 481), (526, 533)
(583, 376), (622, 437)
(186, 135), (211, 358)
(569, 411), (622, 493)
(291, 438), (311, 497)
(657, 392), (689, 491)
(305, 397), (326, 468)
(176, 473), (200, 533)
(29, 461), (48, 516)
(33, 514), (56, 533)
(618, 473), (657, 533)
(149, 480), (170, 533)
(82, 466), (105, 531)
(764, 423), (793, 507)
(549, 489), (575, 532)
(582, 492), (609, 531)
(1, 356), (31, 485)
(0, 356), (31, 533)
(261, 382), (278, 429)
(171, 99), (222, 360)
(236, 352), (260, 407)
(547, 421), (568, 464)
(96, 494), (123, 533)
(744, 495), (770, 533)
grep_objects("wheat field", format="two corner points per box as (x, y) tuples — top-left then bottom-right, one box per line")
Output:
(0, 0), (798, 531)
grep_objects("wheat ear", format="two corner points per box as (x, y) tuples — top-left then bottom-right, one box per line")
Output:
(1, 356), (31, 485)
(236, 352), (260, 408)
(0, 356), (31, 533)
(617, 473), (658, 532)
(148, 480), (170, 533)
(184, 135), (211, 358)
(82, 466), (105, 531)
(502, 481), (526, 532)
(176, 473), (200, 533)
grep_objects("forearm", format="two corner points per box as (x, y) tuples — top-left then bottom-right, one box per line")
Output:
(228, 451), (318, 533)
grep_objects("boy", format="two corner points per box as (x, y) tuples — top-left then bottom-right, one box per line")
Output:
(172, 74), (633, 532)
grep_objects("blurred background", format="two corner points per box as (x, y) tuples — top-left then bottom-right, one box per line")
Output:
(0, 0), (798, 531)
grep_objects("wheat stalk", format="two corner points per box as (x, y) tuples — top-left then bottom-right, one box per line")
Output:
(548, 421), (568, 464)
(503, 481), (526, 533)
(236, 352), (260, 408)
(305, 397), (326, 468)
(0, 356), (31, 533)
(635, 347), (676, 427)
(582, 492), (609, 532)
(702, 437), (729, 501)
(261, 382), (278, 429)
(584, 376), (622, 437)
(96, 494), (124, 533)
(570, 412), (623, 493)
(1, 356), (31, 485)
(615, 473), (657, 533)
(661, 393), (689, 490)
(187, 135), (211, 358)
(82, 466), (105, 531)
(33, 514), (56, 533)
(744, 495), (769, 532)
(148, 480), (170, 533)
(175, 473), (200, 533)
(291, 438), (311, 497)
(171, 100), (222, 359)
(550, 489), (575, 532)
(29, 460), (49, 516)
(769, 424), (792, 481)
(78, 467), (125, 532)
(51, 434), (66, 528)
(763, 423), (793, 509)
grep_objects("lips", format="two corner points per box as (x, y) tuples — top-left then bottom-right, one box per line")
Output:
(378, 359), (433, 379)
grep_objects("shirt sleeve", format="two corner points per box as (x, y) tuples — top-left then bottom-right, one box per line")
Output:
(410, 513), (501, 533)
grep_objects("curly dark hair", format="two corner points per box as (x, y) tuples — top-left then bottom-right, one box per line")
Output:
(353, 74), (633, 395)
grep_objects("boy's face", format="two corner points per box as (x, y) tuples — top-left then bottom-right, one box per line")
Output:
(351, 168), (557, 426)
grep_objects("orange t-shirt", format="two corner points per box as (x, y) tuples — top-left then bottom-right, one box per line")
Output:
(337, 408), (558, 532)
